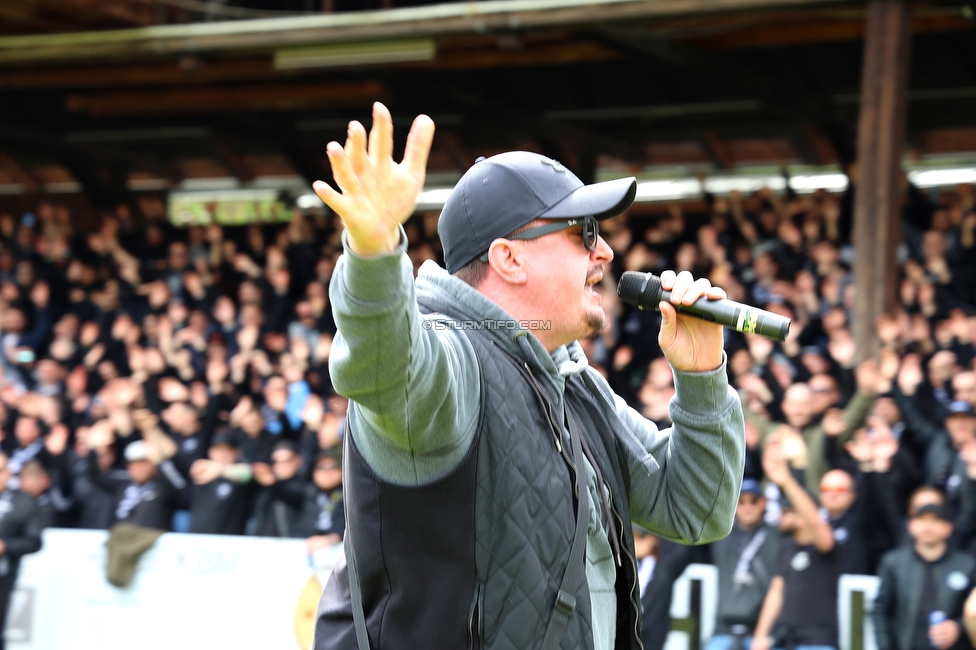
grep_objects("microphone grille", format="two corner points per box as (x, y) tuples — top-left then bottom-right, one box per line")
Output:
(617, 272), (660, 310)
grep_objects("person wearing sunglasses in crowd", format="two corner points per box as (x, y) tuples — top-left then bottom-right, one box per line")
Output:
(310, 103), (745, 650)
(753, 436), (841, 650)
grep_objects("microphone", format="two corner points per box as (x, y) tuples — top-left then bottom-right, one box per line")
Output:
(617, 271), (791, 342)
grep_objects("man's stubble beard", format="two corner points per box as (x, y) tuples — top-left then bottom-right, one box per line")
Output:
(582, 309), (607, 340)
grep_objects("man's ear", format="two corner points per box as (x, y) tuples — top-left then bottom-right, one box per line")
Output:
(485, 240), (527, 285)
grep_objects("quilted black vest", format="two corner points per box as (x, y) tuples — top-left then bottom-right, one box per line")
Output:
(314, 326), (643, 650)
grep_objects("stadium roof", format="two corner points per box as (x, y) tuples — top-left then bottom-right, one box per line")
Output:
(0, 0), (974, 218)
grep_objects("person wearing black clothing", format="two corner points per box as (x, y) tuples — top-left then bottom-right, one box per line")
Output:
(0, 452), (42, 650)
(17, 460), (55, 529)
(299, 450), (345, 546)
(707, 479), (783, 650)
(817, 469), (874, 575)
(235, 400), (276, 464)
(837, 424), (917, 569)
(86, 428), (186, 531)
(161, 397), (219, 470)
(753, 436), (841, 650)
(70, 441), (127, 530)
(3, 415), (45, 480)
(187, 432), (256, 535)
(250, 441), (307, 538)
(874, 504), (976, 650)
(896, 353), (976, 496)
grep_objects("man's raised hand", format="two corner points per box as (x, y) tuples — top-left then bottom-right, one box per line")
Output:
(312, 102), (435, 257)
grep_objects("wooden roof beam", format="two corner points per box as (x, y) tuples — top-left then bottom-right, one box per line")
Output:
(700, 132), (735, 170)
(65, 81), (385, 116)
(0, 58), (280, 90)
(59, 0), (159, 26)
(213, 140), (256, 183)
(0, 152), (40, 193)
(0, 0), (850, 65)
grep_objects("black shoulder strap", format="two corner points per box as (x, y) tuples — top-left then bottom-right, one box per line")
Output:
(346, 528), (371, 650)
(540, 413), (591, 650)
(341, 419), (372, 650)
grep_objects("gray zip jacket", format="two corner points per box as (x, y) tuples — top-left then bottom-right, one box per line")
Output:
(328, 229), (745, 649)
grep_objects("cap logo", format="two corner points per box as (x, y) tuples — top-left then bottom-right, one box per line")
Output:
(541, 157), (566, 173)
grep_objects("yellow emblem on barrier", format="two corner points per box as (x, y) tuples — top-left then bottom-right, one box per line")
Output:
(295, 575), (324, 649)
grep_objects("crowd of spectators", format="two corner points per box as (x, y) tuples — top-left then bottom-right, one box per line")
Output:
(0, 174), (975, 650)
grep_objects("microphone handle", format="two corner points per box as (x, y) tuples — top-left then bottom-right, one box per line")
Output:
(658, 289), (790, 342)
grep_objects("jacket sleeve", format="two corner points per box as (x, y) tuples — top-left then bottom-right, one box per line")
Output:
(954, 476), (976, 550)
(804, 390), (876, 494)
(328, 229), (481, 487)
(865, 472), (904, 556)
(872, 554), (898, 650)
(840, 390), (875, 443)
(892, 385), (945, 450)
(156, 459), (188, 496)
(2, 497), (43, 559)
(270, 478), (307, 508)
(586, 354), (745, 544)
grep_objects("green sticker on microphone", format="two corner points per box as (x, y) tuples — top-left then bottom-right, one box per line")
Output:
(739, 309), (758, 334)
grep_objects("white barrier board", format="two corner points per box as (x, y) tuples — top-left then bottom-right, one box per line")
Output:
(665, 563), (719, 650)
(3, 530), (884, 650)
(838, 574), (881, 650)
(7, 528), (338, 650)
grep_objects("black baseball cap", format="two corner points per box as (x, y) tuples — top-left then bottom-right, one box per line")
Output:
(211, 428), (241, 449)
(438, 152), (638, 273)
(913, 503), (952, 521)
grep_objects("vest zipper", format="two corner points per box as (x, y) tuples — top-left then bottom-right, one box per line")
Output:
(522, 362), (579, 499)
(468, 582), (484, 650)
(606, 483), (644, 650)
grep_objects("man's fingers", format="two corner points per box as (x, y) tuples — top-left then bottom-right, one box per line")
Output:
(659, 270), (676, 290)
(681, 278), (713, 305)
(367, 102), (394, 165)
(705, 286), (727, 301)
(668, 270), (695, 303)
(346, 120), (369, 177)
(403, 114), (435, 181)
(326, 141), (363, 197)
(312, 180), (351, 216)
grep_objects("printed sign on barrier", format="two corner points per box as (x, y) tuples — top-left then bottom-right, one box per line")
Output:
(8, 528), (336, 650)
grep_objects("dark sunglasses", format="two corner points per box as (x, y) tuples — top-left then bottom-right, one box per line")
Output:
(480, 216), (599, 263)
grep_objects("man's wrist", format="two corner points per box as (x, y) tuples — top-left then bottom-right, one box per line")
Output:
(671, 351), (730, 414)
(346, 227), (402, 258)
(339, 227), (410, 303)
